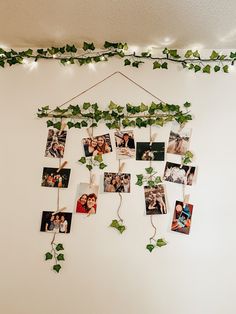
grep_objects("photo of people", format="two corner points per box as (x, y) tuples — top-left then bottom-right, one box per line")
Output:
(41, 167), (71, 188)
(163, 162), (196, 186)
(75, 183), (99, 214)
(167, 128), (191, 156)
(114, 130), (135, 159)
(104, 172), (131, 193)
(40, 211), (72, 233)
(45, 129), (67, 158)
(136, 142), (165, 161)
(171, 201), (193, 235)
(82, 133), (112, 157)
(144, 184), (167, 215)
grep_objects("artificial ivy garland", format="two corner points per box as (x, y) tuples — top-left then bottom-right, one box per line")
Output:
(1, 41), (235, 73)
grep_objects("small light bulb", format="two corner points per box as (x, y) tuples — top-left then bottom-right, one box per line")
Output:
(100, 56), (105, 61)
(52, 54), (57, 59)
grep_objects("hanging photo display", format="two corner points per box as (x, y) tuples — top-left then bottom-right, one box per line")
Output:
(75, 183), (99, 214)
(45, 129), (67, 158)
(114, 130), (135, 159)
(144, 185), (167, 215)
(40, 211), (72, 234)
(136, 142), (165, 161)
(171, 201), (193, 235)
(163, 162), (196, 186)
(167, 128), (191, 155)
(104, 172), (131, 193)
(41, 167), (71, 188)
(82, 133), (112, 157)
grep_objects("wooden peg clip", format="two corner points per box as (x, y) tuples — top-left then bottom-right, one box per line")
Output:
(52, 207), (67, 215)
(57, 161), (68, 173)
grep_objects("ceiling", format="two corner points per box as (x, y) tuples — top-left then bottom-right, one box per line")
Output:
(1, 0), (236, 49)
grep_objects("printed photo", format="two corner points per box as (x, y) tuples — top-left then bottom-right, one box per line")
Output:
(104, 172), (131, 193)
(45, 129), (67, 158)
(82, 133), (112, 157)
(114, 130), (135, 159)
(163, 162), (196, 186)
(136, 142), (165, 161)
(171, 201), (193, 235)
(41, 167), (71, 188)
(75, 183), (99, 214)
(167, 128), (191, 156)
(144, 185), (167, 215)
(40, 211), (72, 233)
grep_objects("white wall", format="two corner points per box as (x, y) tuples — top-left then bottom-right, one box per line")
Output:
(1, 57), (236, 314)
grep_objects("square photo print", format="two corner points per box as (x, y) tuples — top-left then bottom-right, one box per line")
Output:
(104, 172), (131, 193)
(82, 133), (112, 157)
(41, 167), (71, 188)
(163, 162), (196, 186)
(75, 183), (99, 214)
(40, 211), (72, 234)
(167, 128), (191, 156)
(136, 142), (165, 161)
(45, 129), (67, 158)
(171, 201), (193, 235)
(114, 130), (135, 159)
(144, 184), (167, 215)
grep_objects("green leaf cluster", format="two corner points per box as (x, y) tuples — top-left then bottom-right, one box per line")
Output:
(136, 167), (162, 187)
(110, 219), (126, 234)
(45, 242), (65, 273)
(182, 150), (194, 164)
(38, 101), (192, 130)
(146, 238), (167, 253)
(78, 154), (107, 171)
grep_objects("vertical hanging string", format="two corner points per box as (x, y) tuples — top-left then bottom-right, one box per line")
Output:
(149, 125), (157, 241)
(117, 121), (124, 223)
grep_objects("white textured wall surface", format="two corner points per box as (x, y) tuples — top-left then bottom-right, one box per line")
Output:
(1, 58), (236, 314)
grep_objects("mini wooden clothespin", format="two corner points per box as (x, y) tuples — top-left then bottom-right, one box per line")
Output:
(59, 121), (67, 135)
(57, 161), (68, 173)
(183, 194), (190, 206)
(150, 132), (157, 146)
(52, 207), (67, 215)
(118, 162), (125, 173)
(87, 127), (93, 139)
(89, 174), (96, 188)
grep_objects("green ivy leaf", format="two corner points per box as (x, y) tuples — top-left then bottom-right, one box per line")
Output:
(53, 264), (62, 273)
(86, 165), (93, 171)
(155, 176), (162, 184)
(140, 103), (148, 112)
(53, 122), (61, 130)
(99, 163), (107, 170)
(94, 154), (103, 163)
(210, 50), (219, 60)
(57, 254), (65, 261)
(108, 101), (117, 110)
(161, 62), (168, 69)
(147, 180), (155, 187)
(110, 219), (119, 228)
(183, 102), (191, 108)
(118, 225), (126, 234)
(81, 120), (88, 127)
(194, 65), (201, 72)
(169, 49), (181, 59)
(124, 59), (131, 66)
(193, 50), (200, 58)
(74, 122), (81, 128)
(78, 157), (86, 164)
(46, 120), (53, 127)
(83, 102), (91, 110)
(203, 65), (211, 74)
(83, 42), (95, 51)
(55, 243), (64, 251)
(45, 252), (53, 260)
(156, 238), (167, 247)
(214, 65), (221, 72)
(184, 50), (193, 58)
(145, 167), (153, 174)
(146, 244), (155, 252)
(223, 65), (229, 73)
(153, 61), (161, 69)
(67, 121), (74, 129)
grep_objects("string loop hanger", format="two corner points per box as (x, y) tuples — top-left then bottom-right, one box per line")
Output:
(48, 71), (167, 114)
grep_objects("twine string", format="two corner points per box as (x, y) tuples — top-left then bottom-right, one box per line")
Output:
(48, 71), (166, 114)
(149, 215), (157, 242)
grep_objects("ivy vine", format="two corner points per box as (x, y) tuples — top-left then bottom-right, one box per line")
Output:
(38, 101), (192, 129)
(1, 41), (235, 73)
(45, 240), (65, 273)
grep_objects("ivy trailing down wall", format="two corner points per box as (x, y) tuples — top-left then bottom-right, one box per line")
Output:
(1, 41), (235, 73)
